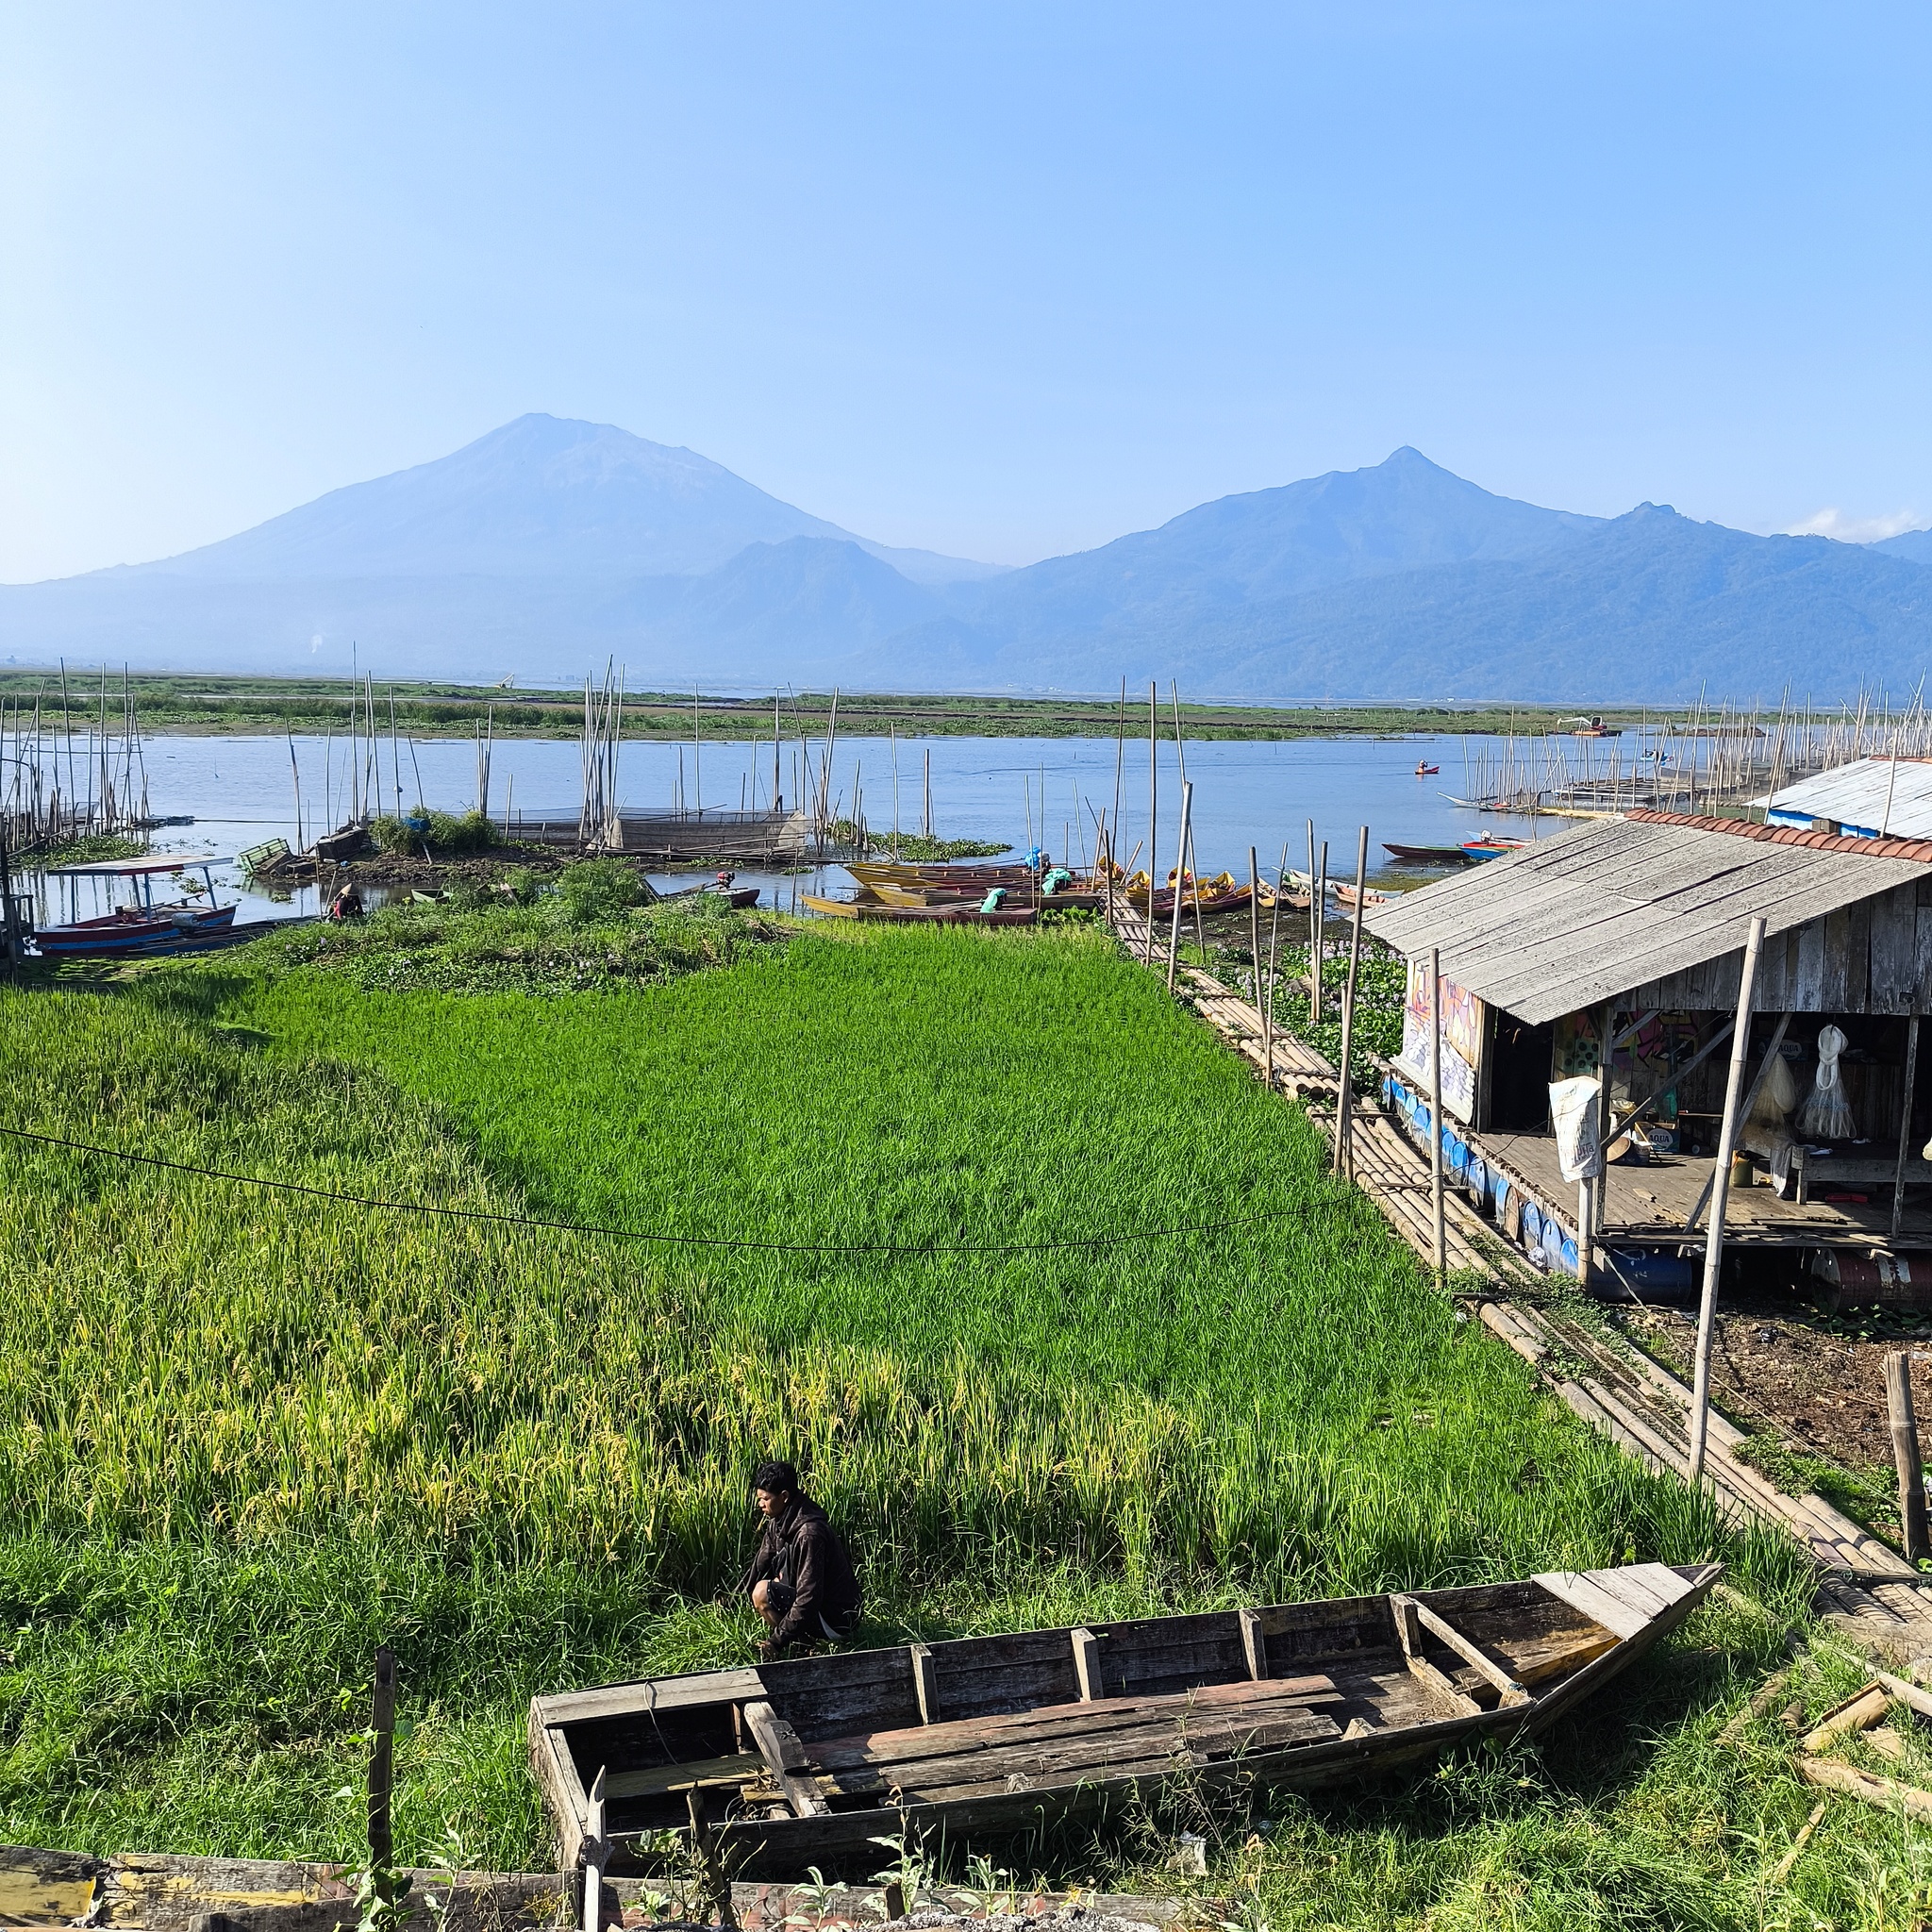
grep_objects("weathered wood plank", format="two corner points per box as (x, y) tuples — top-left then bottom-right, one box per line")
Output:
(910, 1643), (938, 1724)
(1532, 1573), (1646, 1641)
(1406, 1600), (1530, 1706)
(1239, 1608), (1268, 1681)
(742, 1701), (829, 1817)
(1072, 1628), (1102, 1702)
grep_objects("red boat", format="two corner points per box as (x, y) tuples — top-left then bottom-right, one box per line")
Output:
(1414, 761), (1441, 776)
(31, 855), (240, 958)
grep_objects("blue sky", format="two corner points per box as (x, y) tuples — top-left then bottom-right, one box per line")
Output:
(3, 2), (1926, 580)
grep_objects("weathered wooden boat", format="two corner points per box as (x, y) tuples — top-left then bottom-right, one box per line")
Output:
(528, 1560), (1718, 1879)
(847, 860), (1034, 890)
(801, 893), (1038, 925)
(1382, 842), (1474, 868)
(31, 855), (239, 958)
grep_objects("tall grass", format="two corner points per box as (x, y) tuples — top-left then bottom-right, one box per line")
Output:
(0, 925), (1824, 1902)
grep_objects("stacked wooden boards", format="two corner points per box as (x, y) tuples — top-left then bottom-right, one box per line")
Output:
(528, 1563), (1719, 1878)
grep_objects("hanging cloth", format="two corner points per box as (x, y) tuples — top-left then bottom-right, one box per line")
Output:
(1797, 1025), (1857, 1141)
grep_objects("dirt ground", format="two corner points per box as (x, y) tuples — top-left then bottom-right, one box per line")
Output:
(1607, 1287), (1932, 1542)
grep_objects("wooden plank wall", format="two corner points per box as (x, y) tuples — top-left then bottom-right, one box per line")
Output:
(1632, 878), (1932, 1016)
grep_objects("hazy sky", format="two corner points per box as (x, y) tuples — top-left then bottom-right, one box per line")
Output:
(3, 3), (1927, 581)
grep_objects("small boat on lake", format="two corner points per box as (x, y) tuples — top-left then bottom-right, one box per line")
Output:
(528, 1560), (1718, 1880)
(1413, 761), (1441, 776)
(846, 860), (1034, 891)
(801, 893), (1038, 925)
(30, 855), (240, 958)
(1462, 837), (1527, 861)
(1383, 842), (1474, 868)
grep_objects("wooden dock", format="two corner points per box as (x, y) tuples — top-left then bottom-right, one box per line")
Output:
(1107, 894), (1932, 1660)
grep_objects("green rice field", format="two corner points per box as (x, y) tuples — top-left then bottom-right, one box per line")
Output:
(4, 919), (1919, 1926)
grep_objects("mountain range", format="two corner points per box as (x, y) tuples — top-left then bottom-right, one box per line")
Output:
(3, 413), (1927, 700)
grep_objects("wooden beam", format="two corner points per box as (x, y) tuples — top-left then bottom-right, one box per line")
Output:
(1405, 1598), (1531, 1707)
(910, 1642), (940, 1724)
(1885, 1352), (1930, 1563)
(1800, 1681), (1890, 1756)
(1894, 1009), (1922, 1241)
(1238, 1608), (1269, 1682)
(741, 1700), (829, 1817)
(1389, 1594), (1482, 1715)
(581, 1768), (607, 1932)
(1071, 1627), (1103, 1702)
(1681, 1011), (1791, 1232)
(1605, 1018), (1735, 1144)
(1797, 1755), (1932, 1823)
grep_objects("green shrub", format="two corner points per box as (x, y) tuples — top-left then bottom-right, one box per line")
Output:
(556, 858), (653, 922)
(369, 810), (498, 857)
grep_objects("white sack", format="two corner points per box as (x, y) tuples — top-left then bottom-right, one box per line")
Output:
(1549, 1076), (1604, 1181)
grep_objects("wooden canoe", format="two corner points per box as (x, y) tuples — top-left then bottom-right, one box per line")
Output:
(801, 893), (1038, 926)
(1382, 842), (1474, 868)
(847, 861), (1035, 889)
(528, 1560), (1718, 1879)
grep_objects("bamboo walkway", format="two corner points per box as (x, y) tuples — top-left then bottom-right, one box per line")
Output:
(1108, 894), (1932, 1663)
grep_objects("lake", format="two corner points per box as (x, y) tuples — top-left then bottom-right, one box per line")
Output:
(20, 729), (1551, 925)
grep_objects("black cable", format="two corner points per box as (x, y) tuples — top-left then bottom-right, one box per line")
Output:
(0, 1122), (1291, 1257)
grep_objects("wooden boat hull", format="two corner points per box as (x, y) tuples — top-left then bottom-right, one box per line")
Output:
(847, 861), (1033, 890)
(31, 904), (239, 957)
(802, 893), (1037, 926)
(1382, 843), (1473, 867)
(529, 1560), (1718, 1880)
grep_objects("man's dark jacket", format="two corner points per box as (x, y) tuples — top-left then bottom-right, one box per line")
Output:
(739, 1492), (861, 1648)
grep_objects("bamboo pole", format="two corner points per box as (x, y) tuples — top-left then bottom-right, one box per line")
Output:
(1335, 827), (1368, 1177)
(1429, 946), (1447, 1287)
(1892, 1007), (1920, 1243)
(1165, 780), (1192, 992)
(1264, 839), (1288, 1046)
(1689, 914), (1767, 1483)
(1307, 819), (1320, 1017)
(1247, 844), (1265, 1074)
(1886, 1350), (1929, 1562)
(1147, 682), (1158, 964)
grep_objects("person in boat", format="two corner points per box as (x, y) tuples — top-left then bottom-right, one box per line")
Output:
(327, 879), (365, 922)
(740, 1458), (862, 1660)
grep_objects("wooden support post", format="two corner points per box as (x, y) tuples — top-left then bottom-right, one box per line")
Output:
(1429, 947), (1447, 1288)
(1893, 1008), (1921, 1242)
(367, 1645), (395, 1868)
(909, 1642), (939, 1724)
(1237, 1607), (1269, 1681)
(1886, 1350), (1930, 1562)
(1071, 1626), (1103, 1701)
(1247, 846), (1267, 1073)
(1307, 819), (1320, 1018)
(1146, 683), (1158, 965)
(1689, 914), (1767, 1484)
(1165, 781), (1192, 992)
(582, 1767), (607, 1932)
(1577, 1174), (1595, 1292)
(1334, 826), (1369, 1178)
(684, 1790), (738, 1930)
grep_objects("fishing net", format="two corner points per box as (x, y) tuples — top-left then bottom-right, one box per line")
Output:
(1749, 1046), (1799, 1124)
(1797, 1024), (1857, 1141)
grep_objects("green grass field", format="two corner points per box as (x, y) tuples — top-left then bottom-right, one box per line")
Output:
(5, 920), (1919, 1925)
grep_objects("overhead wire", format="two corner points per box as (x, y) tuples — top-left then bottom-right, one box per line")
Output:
(0, 1123), (1302, 1257)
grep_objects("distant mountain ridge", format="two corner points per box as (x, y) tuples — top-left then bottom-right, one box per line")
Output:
(2, 419), (1926, 699)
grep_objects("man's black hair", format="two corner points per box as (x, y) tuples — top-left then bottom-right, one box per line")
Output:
(752, 1458), (799, 1498)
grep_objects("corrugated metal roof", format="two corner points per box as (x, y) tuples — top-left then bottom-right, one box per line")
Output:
(1362, 814), (1929, 1024)
(1757, 757), (1932, 839)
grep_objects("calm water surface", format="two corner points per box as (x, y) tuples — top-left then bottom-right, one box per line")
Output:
(23, 731), (1553, 925)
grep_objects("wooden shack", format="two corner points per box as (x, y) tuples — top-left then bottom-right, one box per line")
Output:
(1362, 808), (1932, 1270)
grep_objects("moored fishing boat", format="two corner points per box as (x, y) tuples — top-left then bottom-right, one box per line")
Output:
(1461, 837), (1527, 861)
(801, 893), (1038, 925)
(1382, 842), (1474, 867)
(528, 1560), (1719, 1879)
(30, 855), (240, 958)
(846, 860), (1036, 891)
